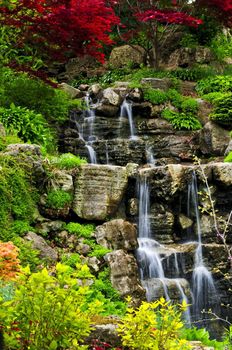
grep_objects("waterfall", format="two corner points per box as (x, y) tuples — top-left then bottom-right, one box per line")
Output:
(136, 170), (193, 323)
(120, 99), (137, 140)
(71, 93), (98, 164)
(188, 172), (218, 321)
(146, 146), (156, 167)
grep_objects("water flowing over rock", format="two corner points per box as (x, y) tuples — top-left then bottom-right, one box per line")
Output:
(72, 164), (128, 220)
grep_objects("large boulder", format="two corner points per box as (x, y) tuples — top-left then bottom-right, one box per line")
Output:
(106, 249), (146, 305)
(167, 47), (214, 69)
(72, 164), (128, 220)
(200, 122), (230, 156)
(95, 219), (138, 251)
(109, 45), (146, 68)
(24, 232), (58, 261)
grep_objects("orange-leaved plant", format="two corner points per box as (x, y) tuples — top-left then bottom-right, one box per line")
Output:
(0, 242), (21, 280)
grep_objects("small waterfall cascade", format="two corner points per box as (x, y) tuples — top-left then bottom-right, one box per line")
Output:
(146, 146), (156, 167)
(120, 99), (137, 140)
(70, 93), (97, 164)
(136, 170), (191, 323)
(188, 172), (218, 321)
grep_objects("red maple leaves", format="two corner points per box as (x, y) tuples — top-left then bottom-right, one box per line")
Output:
(0, 0), (119, 64)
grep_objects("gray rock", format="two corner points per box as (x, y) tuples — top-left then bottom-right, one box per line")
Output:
(225, 139), (232, 155)
(201, 121), (230, 156)
(95, 219), (138, 251)
(103, 88), (122, 106)
(179, 214), (193, 230)
(36, 220), (65, 235)
(24, 232), (58, 261)
(5, 143), (42, 157)
(73, 164), (128, 220)
(59, 83), (83, 99)
(141, 78), (172, 91)
(109, 45), (146, 68)
(212, 162), (232, 186)
(48, 170), (74, 194)
(106, 249), (146, 305)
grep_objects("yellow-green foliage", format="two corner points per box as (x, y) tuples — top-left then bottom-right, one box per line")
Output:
(0, 263), (101, 349)
(117, 297), (191, 350)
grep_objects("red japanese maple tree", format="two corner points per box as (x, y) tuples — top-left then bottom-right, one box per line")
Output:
(0, 0), (119, 77)
(111, 0), (203, 68)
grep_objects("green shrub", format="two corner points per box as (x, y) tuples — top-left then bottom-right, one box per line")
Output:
(0, 69), (70, 125)
(0, 264), (96, 349)
(66, 222), (95, 238)
(162, 109), (202, 130)
(202, 91), (229, 103)
(196, 75), (232, 95)
(181, 327), (226, 350)
(210, 33), (232, 61)
(52, 153), (87, 169)
(0, 104), (54, 150)
(144, 88), (168, 105)
(166, 89), (184, 109)
(224, 151), (232, 163)
(0, 156), (36, 242)
(86, 268), (126, 316)
(0, 133), (23, 151)
(181, 98), (199, 114)
(169, 67), (216, 81)
(10, 220), (33, 236)
(88, 245), (111, 258)
(117, 297), (191, 350)
(46, 190), (72, 209)
(12, 237), (40, 271)
(210, 93), (232, 126)
(61, 253), (81, 268)
(0, 280), (15, 302)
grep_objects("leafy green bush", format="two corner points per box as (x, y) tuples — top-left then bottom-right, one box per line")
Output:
(181, 98), (199, 114)
(86, 268), (126, 316)
(10, 220), (33, 236)
(181, 327), (226, 350)
(66, 222), (95, 238)
(210, 33), (232, 61)
(224, 151), (232, 163)
(0, 133), (23, 151)
(210, 93), (232, 126)
(196, 75), (232, 95)
(46, 190), (72, 209)
(202, 91), (229, 103)
(0, 69), (70, 125)
(0, 264), (96, 349)
(51, 153), (87, 169)
(169, 67), (216, 81)
(0, 156), (36, 241)
(0, 104), (54, 150)
(166, 89), (184, 109)
(88, 245), (111, 258)
(144, 88), (168, 105)
(117, 297), (191, 350)
(61, 253), (81, 268)
(162, 109), (202, 130)
(12, 237), (40, 271)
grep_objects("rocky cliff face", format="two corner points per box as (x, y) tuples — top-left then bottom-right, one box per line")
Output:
(60, 81), (230, 166)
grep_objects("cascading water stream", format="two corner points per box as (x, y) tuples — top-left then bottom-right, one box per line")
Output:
(188, 172), (218, 321)
(120, 99), (137, 140)
(136, 170), (192, 323)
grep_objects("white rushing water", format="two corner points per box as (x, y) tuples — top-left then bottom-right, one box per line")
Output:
(120, 99), (137, 140)
(188, 172), (217, 320)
